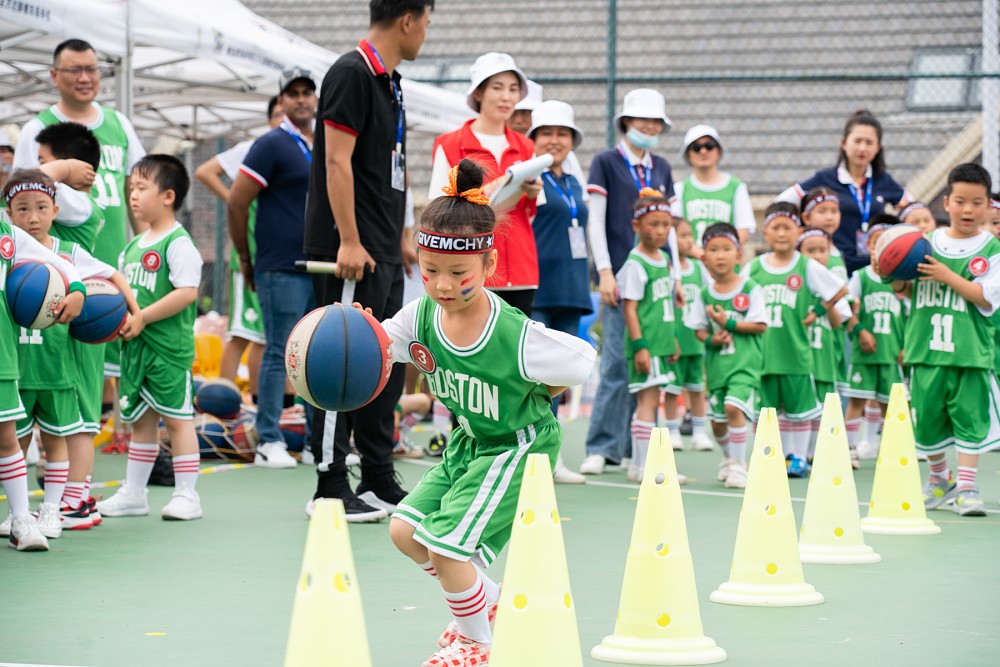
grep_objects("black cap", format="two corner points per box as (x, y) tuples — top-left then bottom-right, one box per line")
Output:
(279, 67), (316, 95)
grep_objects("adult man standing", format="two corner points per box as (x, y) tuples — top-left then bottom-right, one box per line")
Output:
(228, 71), (318, 470)
(303, 0), (433, 522)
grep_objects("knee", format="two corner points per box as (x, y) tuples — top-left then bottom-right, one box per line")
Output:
(724, 405), (742, 422)
(389, 517), (416, 552)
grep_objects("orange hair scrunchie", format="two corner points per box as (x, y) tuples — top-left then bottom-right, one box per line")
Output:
(441, 165), (491, 206)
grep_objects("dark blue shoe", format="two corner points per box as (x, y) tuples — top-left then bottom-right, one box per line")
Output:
(786, 454), (810, 478)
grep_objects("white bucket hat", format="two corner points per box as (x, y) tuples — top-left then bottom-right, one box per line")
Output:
(614, 88), (672, 134)
(0, 128), (12, 149)
(528, 100), (584, 149)
(466, 53), (528, 112)
(680, 124), (726, 162)
(515, 80), (543, 112)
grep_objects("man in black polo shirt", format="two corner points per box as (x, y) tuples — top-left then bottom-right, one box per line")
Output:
(304, 0), (434, 522)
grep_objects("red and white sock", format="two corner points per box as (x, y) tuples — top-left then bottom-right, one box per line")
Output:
(792, 421), (811, 459)
(124, 441), (159, 492)
(928, 457), (950, 483)
(845, 418), (861, 449)
(0, 451), (29, 517)
(444, 573), (492, 644)
(729, 426), (749, 464)
(43, 460), (69, 506)
(63, 481), (86, 509)
(172, 454), (200, 491)
(630, 419), (654, 472)
(715, 430), (731, 457)
(432, 402), (451, 435)
(401, 412), (421, 433)
(84, 474), (92, 502)
(809, 419), (820, 458)
(956, 465), (977, 492)
(778, 417), (794, 457)
(862, 405), (881, 443)
(419, 560), (438, 578)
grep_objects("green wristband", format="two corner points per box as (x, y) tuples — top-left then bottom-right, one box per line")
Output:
(68, 281), (87, 296)
(812, 302), (827, 318)
(630, 337), (648, 351)
(723, 318), (738, 332)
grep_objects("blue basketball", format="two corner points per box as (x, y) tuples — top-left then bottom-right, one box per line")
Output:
(195, 378), (243, 419)
(285, 305), (394, 412)
(5, 261), (68, 330)
(194, 414), (229, 460)
(69, 279), (129, 343)
(874, 223), (932, 281)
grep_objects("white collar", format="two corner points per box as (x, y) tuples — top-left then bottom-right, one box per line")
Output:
(619, 140), (653, 169)
(836, 161), (872, 185)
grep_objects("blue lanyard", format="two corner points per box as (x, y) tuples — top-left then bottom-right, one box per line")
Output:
(281, 120), (312, 165)
(617, 145), (649, 194)
(542, 172), (579, 226)
(367, 42), (405, 149)
(847, 177), (873, 230)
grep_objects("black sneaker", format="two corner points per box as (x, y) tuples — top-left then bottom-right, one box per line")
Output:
(305, 490), (387, 523)
(680, 413), (693, 436)
(356, 470), (408, 514)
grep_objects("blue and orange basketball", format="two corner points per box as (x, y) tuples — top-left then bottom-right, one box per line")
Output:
(874, 223), (932, 281)
(69, 279), (128, 343)
(194, 414), (229, 460)
(195, 378), (243, 419)
(5, 261), (68, 330)
(285, 304), (393, 412)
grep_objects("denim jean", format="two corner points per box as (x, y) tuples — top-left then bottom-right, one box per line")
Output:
(255, 270), (315, 444)
(532, 307), (584, 417)
(584, 302), (635, 463)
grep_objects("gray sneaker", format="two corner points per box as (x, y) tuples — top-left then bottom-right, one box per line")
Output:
(952, 488), (987, 517)
(923, 476), (957, 510)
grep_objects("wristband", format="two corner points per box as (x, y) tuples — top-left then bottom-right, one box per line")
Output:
(630, 337), (648, 351)
(723, 318), (738, 332)
(851, 324), (870, 340)
(812, 302), (827, 318)
(68, 281), (87, 297)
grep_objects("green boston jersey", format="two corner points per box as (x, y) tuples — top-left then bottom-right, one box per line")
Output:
(905, 232), (1000, 369)
(828, 248), (848, 284)
(679, 175), (742, 246)
(809, 316), (838, 383)
(414, 291), (554, 439)
(748, 253), (816, 376)
(52, 191), (104, 253)
(853, 266), (904, 366)
(0, 221), (17, 380)
(121, 224), (197, 369)
(701, 277), (764, 391)
(619, 249), (675, 357)
(38, 105), (132, 267)
(676, 259), (706, 356)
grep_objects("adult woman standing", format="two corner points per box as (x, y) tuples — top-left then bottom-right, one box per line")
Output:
(428, 52), (541, 314)
(777, 109), (911, 274)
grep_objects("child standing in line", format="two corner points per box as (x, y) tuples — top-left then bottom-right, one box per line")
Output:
(97, 155), (204, 521)
(684, 223), (767, 488)
(896, 164), (1000, 516)
(667, 218), (713, 451)
(744, 202), (849, 477)
(618, 189), (682, 482)
(386, 160), (595, 667)
(899, 201), (937, 236)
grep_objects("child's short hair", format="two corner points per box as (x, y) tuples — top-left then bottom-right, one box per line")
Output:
(992, 192), (1000, 209)
(673, 217), (692, 231)
(763, 201), (802, 228)
(370, 0), (434, 27)
(36, 122), (100, 170)
(946, 163), (991, 195)
(2, 168), (56, 206)
(132, 154), (190, 212)
(267, 95), (280, 120)
(869, 212), (899, 228)
(701, 222), (741, 250)
(795, 226), (830, 250)
(420, 158), (495, 235)
(801, 186), (839, 216)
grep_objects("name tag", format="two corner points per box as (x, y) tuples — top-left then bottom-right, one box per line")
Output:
(391, 150), (406, 192)
(856, 229), (870, 258)
(568, 225), (588, 259)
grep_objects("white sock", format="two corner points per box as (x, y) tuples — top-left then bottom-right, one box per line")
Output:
(778, 417), (794, 457)
(729, 426), (749, 464)
(43, 460), (69, 506)
(432, 401), (452, 435)
(0, 451), (30, 517)
(630, 419), (654, 472)
(862, 405), (881, 443)
(808, 419), (820, 459)
(124, 442), (159, 492)
(172, 454), (200, 492)
(474, 563), (500, 606)
(715, 430), (730, 457)
(444, 573), (492, 644)
(793, 422), (811, 459)
(63, 481), (86, 509)
(845, 418), (862, 449)
(419, 560), (438, 578)
(666, 419), (681, 446)
(84, 474), (92, 501)
(691, 415), (707, 437)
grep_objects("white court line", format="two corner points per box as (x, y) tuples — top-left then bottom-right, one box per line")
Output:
(0, 663), (91, 666)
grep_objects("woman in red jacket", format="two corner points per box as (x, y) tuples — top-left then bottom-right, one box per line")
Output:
(428, 52), (541, 314)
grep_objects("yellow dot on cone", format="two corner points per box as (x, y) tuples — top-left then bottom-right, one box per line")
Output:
(513, 594), (528, 610)
(656, 613), (671, 627)
(765, 504), (776, 516)
(901, 502), (911, 511)
(832, 476), (842, 486)
(900, 457), (908, 466)
(834, 527), (844, 537)
(521, 510), (535, 525)
(766, 563), (778, 575)
(551, 509), (559, 524)
(897, 413), (906, 421)
(334, 573), (351, 593)
(564, 593), (572, 608)
(656, 542), (669, 557)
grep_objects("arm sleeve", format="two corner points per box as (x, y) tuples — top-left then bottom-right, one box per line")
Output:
(166, 236), (204, 288)
(973, 251), (1000, 316)
(805, 259), (847, 302)
(239, 135), (277, 189)
(732, 182), (756, 230)
(320, 65), (368, 137)
(12, 119), (43, 169)
(117, 112), (147, 169)
(53, 183), (94, 225)
(670, 181), (684, 217)
(380, 300), (420, 362)
(847, 272), (862, 301)
(685, 289), (708, 331)
(12, 226), (81, 283)
(616, 260), (647, 301)
(72, 247), (116, 280)
(745, 284), (768, 323)
(522, 322), (597, 387)
(586, 192), (611, 272)
(215, 140), (254, 181)
(427, 145), (452, 201)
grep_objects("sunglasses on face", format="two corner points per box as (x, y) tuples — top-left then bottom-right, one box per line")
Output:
(690, 140), (719, 153)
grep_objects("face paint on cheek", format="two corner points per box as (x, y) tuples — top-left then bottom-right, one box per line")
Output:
(421, 275), (429, 283)
(460, 276), (474, 286)
(463, 287), (477, 302)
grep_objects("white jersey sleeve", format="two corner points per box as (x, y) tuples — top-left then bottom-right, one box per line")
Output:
(427, 146), (451, 202)
(166, 234), (203, 289)
(847, 271), (862, 301)
(381, 299), (420, 363)
(745, 283), (768, 323)
(973, 251), (1000, 316)
(116, 111), (147, 169)
(805, 258), (847, 302)
(669, 181), (685, 218)
(72, 247), (116, 280)
(12, 226), (81, 283)
(684, 289), (708, 332)
(616, 259), (648, 302)
(215, 140), (255, 182)
(521, 322), (597, 387)
(732, 182), (756, 231)
(53, 183), (94, 225)
(12, 118), (44, 169)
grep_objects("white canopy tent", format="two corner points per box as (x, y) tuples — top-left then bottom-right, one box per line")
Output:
(0, 0), (473, 143)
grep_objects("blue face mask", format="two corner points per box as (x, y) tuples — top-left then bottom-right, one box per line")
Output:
(626, 128), (659, 151)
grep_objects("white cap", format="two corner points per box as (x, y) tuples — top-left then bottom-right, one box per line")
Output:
(466, 52), (528, 112)
(680, 124), (726, 162)
(528, 100), (584, 149)
(0, 128), (11, 148)
(515, 80), (543, 111)
(614, 88), (672, 134)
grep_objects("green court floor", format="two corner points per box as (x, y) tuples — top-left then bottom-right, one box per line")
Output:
(2, 419), (999, 666)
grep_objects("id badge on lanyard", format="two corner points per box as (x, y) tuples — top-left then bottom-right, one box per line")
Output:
(370, 41), (407, 192)
(543, 172), (587, 259)
(850, 178), (873, 257)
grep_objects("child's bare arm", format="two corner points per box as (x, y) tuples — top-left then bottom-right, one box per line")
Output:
(140, 287), (198, 325)
(917, 256), (991, 309)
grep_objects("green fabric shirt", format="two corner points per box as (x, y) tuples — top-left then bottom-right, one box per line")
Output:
(700, 277), (765, 391)
(618, 248), (676, 358)
(852, 266), (905, 366)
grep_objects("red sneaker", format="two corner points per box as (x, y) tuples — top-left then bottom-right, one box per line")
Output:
(422, 636), (490, 667)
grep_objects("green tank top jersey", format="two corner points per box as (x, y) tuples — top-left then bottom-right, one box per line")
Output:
(622, 249), (675, 358)
(855, 267), (905, 366)
(676, 259), (706, 356)
(809, 316), (838, 383)
(38, 105), (131, 267)
(680, 175), (742, 246)
(905, 233), (1000, 369)
(121, 225), (196, 369)
(228, 201), (258, 272)
(414, 292), (554, 439)
(701, 277), (764, 391)
(17, 238), (82, 390)
(51, 192), (104, 253)
(0, 221), (19, 380)
(828, 248), (848, 284)
(749, 253), (816, 376)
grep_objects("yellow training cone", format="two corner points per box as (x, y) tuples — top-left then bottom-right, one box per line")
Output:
(861, 383), (941, 535)
(592, 428), (726, 665)
(710, 408), (824, 606)
(799, 393), (881, 564)
(283, 499), (372, 667)
(491, 453), (582, 667)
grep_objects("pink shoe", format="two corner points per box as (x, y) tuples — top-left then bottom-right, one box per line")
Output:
(422, 636), (490, 667)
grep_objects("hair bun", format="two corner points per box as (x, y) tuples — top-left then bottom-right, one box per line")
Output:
(456, 158), (487, 193)
(639, 186), (661, 198)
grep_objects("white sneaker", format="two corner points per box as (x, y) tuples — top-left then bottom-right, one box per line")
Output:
(677, 472), (689, 485)
(724, 462), (748, 489)
(857, 440), (880, 460)
(161, 488), (203, 521)
(579, 454), (605, 475)
(8, 515), (48, 551)
(346, 452), (361, 466)
(671, 433), (684, 450)
(97, 486), (150, 517)
(717, 458), (732, 482)
(254, 442), (298, 469)
(553, 456), (586, 484)
(299, 448), (315, 465)
(0, 512), (10, 537)
(850, 448), (860, 470)
(620, 456), (632, 470)
(36, 502), (62, 539)
(692, 432), (714, 451)
(626, 464), (643, 483)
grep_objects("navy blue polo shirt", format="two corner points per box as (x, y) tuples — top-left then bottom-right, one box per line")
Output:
(240, 125), (311, 272)
(587, 143), (674, 274)
(534, 171), (592, 313)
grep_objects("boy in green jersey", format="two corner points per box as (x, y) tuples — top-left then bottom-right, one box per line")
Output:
(743, 202), (849, 478)
(684, 223), (767, 488)
(97, 156), (204, 522)
(894, 164), (1000, 517)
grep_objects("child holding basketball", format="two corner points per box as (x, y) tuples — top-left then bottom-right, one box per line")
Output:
(683, 223), (767, 488)
(97, 155), (204, 521)
(385, 160), (595, 667)
(744, 202), (849, 477)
